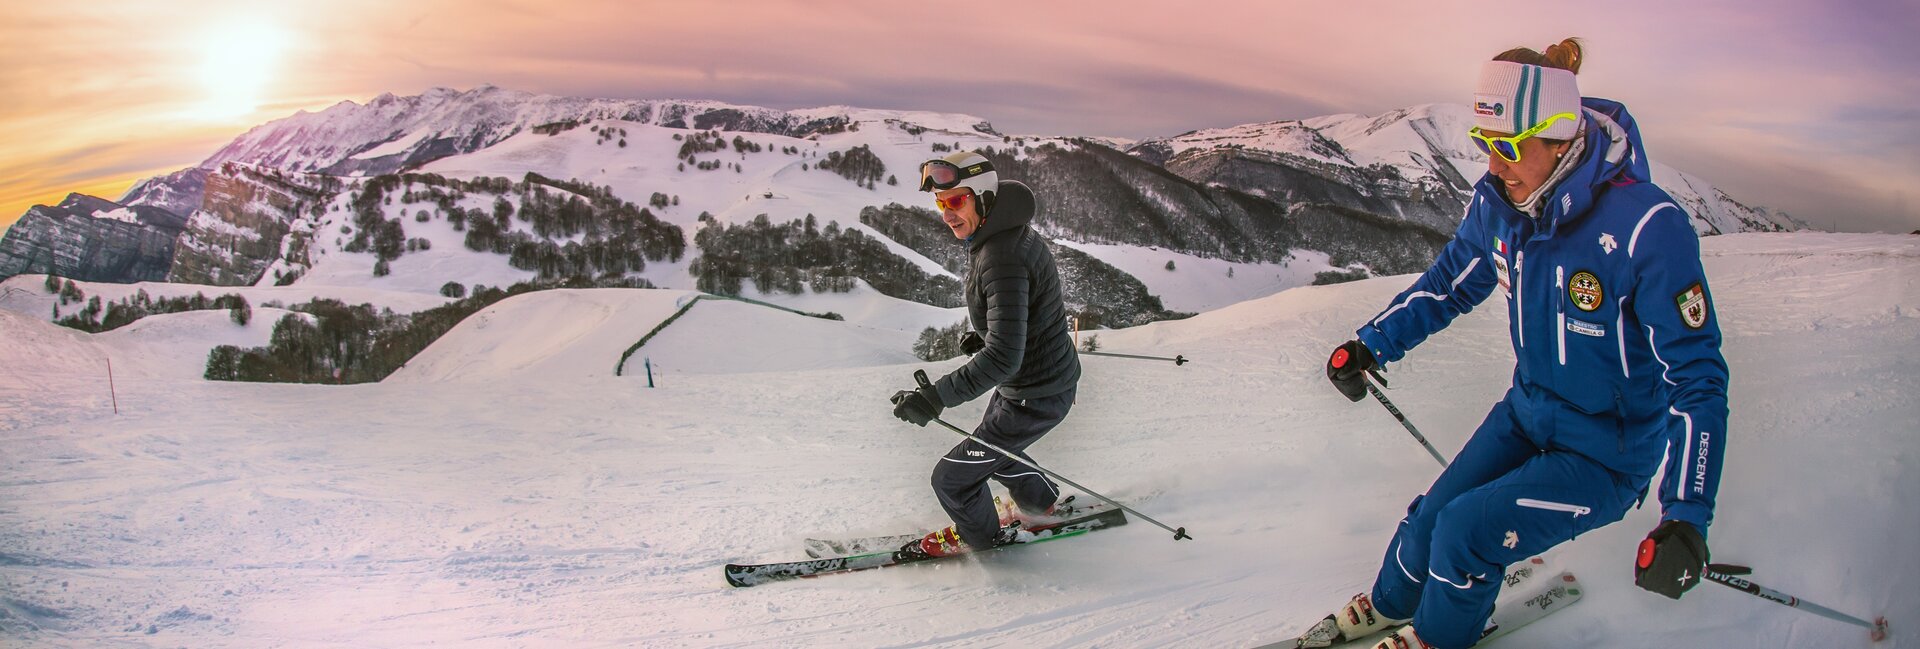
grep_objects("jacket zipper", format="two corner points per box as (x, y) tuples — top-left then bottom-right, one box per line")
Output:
(1614, 391), (1627, 452)
(1515, 250), (1526, 348)
(1516, 498), (1592, 517)
(1616, 297), (1630, 379)
(1556, 265), (1566, 366)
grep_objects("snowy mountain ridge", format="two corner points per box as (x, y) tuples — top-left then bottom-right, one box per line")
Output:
(1132, 103), (1807, 235)
(119, 86), (993, 218)
(5, 86), (1808, 327)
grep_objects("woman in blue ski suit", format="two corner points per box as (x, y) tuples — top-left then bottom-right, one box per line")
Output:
(1319, 39), (1731, 649)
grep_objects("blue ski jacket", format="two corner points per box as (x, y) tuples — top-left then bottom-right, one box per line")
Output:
(1355, 98), (1730, 533)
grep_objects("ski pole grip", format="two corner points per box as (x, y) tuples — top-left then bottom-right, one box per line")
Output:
(1331, 348), (1350, 369)
(914, 369), (932, 389)
(1637, 537), (1657, 569)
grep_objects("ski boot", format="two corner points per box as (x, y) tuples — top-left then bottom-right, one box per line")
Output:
(1371, 626), (1432, 649)
(898, 521), (1030, 559)
(1293, 592), (1404, 648)
(998, 495), (1064, 528)
(899, 496), (1050, 560)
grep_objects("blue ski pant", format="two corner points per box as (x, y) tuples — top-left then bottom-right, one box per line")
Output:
(931, 388), (1073, 550)
(1369, 399), (1642, 649)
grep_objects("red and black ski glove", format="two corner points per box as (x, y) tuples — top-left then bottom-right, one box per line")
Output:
(1325, 340), (1376, 402)
(1635, 520), (1709, 599)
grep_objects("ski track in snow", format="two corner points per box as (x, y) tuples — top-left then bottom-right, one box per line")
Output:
(0, 232), (1915, 648)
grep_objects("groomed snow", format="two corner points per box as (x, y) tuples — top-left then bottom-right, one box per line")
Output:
(0, 232), (1913, 648)
(386, 289), (922, 384)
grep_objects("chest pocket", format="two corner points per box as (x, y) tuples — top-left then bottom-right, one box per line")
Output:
(1555, 263), (1633, 394)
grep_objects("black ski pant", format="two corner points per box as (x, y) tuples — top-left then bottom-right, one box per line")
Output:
(931, 387), (1074, 550)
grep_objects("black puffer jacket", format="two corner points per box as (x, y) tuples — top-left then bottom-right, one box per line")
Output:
(932, 181), (1081, 406)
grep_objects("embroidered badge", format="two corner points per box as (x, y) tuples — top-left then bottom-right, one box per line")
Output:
(1503, 531), (1519, 550)
(1568, 270), (1603, 312)
(1567, 317), (1606, 337)
(1598, 233), (1618, 255)
(1676, 283), (1709, 329)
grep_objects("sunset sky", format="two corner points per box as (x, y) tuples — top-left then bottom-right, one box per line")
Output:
(2, 0), (1914, 234)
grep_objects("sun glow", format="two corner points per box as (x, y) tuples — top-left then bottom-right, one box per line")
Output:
(195, 20), (286, 121)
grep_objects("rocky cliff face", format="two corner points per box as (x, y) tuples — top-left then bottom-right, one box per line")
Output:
(166, 164), (338, 286)
(0, 194), (185, 283)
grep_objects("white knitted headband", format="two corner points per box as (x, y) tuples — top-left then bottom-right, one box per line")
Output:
(1474, 61), (1582, 139)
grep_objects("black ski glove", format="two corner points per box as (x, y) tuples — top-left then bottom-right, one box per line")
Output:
(1635, 519), (1709, 599)
(959, 330), (985, 356)
(891, 384), (943, 427)
(1325, 340), (1377, 402)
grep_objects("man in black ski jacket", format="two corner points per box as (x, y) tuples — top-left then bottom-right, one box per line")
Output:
(890, 151), (1081, 558)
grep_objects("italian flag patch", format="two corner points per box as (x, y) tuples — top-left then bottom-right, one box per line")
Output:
(1675, 283), (1709, 329)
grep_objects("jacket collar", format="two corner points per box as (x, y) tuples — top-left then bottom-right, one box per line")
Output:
(1477, 97), (1650, 240)
(967, 181), (1036, 252)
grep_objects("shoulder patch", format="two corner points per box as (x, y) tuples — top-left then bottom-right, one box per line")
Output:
(1675, 283), (1709, 329)
(1568, 270), (1603, 312)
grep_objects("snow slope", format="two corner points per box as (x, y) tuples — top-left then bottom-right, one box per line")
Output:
(1055, 240), (1339, 314)
(410, 115), (1004, 282)
(386, 289), (922, 384)
(0, 232), (1912, 648)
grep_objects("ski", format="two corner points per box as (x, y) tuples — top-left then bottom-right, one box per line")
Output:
(804, 532), (921, 560)
(1474, 571), (1583, 644)
(1256, 557), (1576, 649)
(725, 508), (1128, 588)
(803, 496), (1114, 559)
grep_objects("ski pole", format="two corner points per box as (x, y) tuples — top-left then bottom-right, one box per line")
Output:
(1704, 564), (1890, 641)
(911, 371), (1193, 541)
(1080, 350), (1190, 366)
(1361, 370), (1449, 468)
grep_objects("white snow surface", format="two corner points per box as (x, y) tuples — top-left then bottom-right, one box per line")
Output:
(1055, 240), (1340, 314)
(387, 289), (921, 384)
(0, 232), (1914, 648)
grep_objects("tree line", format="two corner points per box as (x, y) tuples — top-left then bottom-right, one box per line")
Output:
(688, 213), (963, 308)
(815, 145), (889, 189)
(342, 171), (686, 281)
(48, 283), (252, 333)
(204, 276), (652, 384)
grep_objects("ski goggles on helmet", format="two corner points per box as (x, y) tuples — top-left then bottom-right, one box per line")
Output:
(933, 191), (972, 212)
(1469, 112), (1578, 163)
(918, 159), (994, 192)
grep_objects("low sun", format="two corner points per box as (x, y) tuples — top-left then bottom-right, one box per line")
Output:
(196, 21), (286, 121)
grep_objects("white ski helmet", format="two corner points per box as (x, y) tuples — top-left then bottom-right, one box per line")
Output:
(919, 151), (998, 213)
